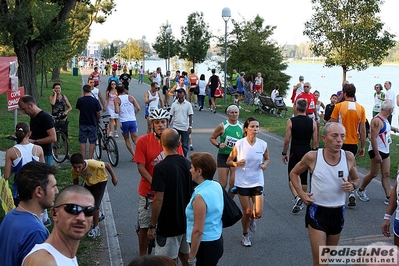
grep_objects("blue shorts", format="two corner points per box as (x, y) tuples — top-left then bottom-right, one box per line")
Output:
(121, 121), (138, 134)
(394, 218), (399, 237)
(79, 125), (98, 144)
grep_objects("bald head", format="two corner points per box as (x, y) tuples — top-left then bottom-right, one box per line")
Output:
(55, 185), (94, 206)
(161, 128), (180, 151)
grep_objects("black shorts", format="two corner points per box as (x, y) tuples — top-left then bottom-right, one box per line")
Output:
(162, 86), (168, 95)
(288, 146), (311, 185)
(84, 181), (107, 209)
(305, 204), (344, 235)
(217, 153), (229, 168)
(342, 144), (358, 156)
(368, 150), (389, 160)
(236, 186), (264, 196)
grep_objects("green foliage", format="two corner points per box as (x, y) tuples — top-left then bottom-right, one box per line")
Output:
(152, 22), (180, 63)
(304, 0), (396, 80)
(219, 15), (290, 96)
(179, 12), (211, 68)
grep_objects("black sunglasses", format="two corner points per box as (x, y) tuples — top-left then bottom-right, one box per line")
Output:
(55, 203), (95, 217)
(304, 86), (310, 88)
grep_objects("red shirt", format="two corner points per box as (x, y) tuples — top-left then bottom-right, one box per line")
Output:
(295, 92), (316, 114)
(134, 133), (184, 197)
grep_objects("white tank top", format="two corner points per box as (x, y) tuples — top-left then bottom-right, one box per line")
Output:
(153, 73), (162, 84)
(12, 143), (39, 167)
(118, 94), (136, 122)
(22, 243), (78, 266)
(234, 138), (267, 188)
(91, 88), (99, 100)
(311, 149), (349, 207)
(148, 90), (160, 111)
(368, 115), (391, 154)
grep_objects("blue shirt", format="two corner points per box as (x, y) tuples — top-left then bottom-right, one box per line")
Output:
(108, 76), (119, 84)
(0, 209), (49, 266)
(186, 180), (223, 242)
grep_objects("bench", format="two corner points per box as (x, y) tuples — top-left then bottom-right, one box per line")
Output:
(256, 95), (288, 118)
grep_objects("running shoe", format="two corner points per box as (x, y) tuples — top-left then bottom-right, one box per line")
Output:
(99, 212), (106, 222)
(292, 196), (303, 213)
(384, 198), (390, 205)
(190, 145), (194, 151)
(241, 234), (251, 247)
(249, 217), (256, 232)
(87, 226), (101, 238)
(348, 192), (356, 207)
(356, 189), (369, 202)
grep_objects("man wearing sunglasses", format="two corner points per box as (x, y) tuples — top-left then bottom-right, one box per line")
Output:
(22, 185), (95, 265)
(0, 161), (58, 266)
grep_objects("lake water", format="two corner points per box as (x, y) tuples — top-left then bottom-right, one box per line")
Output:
(144, 60), (399, 128)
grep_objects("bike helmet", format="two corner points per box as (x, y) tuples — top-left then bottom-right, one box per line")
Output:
(149, 108), (170, 121)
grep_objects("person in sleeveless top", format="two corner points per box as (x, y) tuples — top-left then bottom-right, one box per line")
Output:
(49, 83), (72, 137)
(282, 99), (318, 213)
(290, 122), (360, 266)
(206, 69), (222, 113)
(210, 104), (243, 198)
(226, 117), (269, 248)
(22, 185), (95, 266)
(105, 81), (119, 137)
(4, 122), (44, 206)
(168, 76), (186, 100)
(114, 84), (141, 161)
(356, 100), (399, 204)
(145, 82), (164, 133)
(188, 68), (199, 107)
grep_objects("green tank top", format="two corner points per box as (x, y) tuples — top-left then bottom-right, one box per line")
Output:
(219, 120), (243, 154)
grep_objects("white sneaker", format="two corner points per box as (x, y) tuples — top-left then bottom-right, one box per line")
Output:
(241, 234), (251, 247)
(87, 226), (101, 238)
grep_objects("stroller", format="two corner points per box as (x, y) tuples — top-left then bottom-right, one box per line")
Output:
(254, 95), (287, 117)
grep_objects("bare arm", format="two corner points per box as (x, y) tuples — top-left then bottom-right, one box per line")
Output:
(226, 145), (245, 167)
(33, 127), (57, 145)
(114, 97), (120, 114)
(3, 149), (14, 180)
(289, 151), (316, 205)
(382, 181), (398, 237)
(188, 195), (206, 263)
(358, 121), (366, 157)
(129, 95), (141, 114)
(104, 162), (118, 186)
(312, 120), (318, 149)
(150, 191), (164, 227)
(23, 250), (57, 266)
(157, 91), (164, 108)
(209, 123), (224, 147)
(137, 163), (152, 184)
(63, 95), (72, 115)
(282, 119), (292, 164)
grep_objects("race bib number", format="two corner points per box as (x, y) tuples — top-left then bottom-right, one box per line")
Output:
(373, 104), (381, 112)
(225, 136), (239, 148)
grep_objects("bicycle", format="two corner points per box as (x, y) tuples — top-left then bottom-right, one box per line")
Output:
(52, 115), (69, 163)
(95, 115), (119, 167)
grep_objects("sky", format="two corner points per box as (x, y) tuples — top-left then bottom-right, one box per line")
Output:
(89, 0), (399, 46)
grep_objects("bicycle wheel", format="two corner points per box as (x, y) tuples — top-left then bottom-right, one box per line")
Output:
(95, 131), (102, 159)
(106, 136), (119, 167)
(52, 131), (68, 163)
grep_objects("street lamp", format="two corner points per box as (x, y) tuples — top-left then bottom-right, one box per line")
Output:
(222, 7), (231, 105)
(127, 38), (132, 63)
(166, 27), (172, 72)
(142, 35), (146, 74)
(118, 41), (122, 63)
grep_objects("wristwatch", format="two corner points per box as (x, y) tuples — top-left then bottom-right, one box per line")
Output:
(149, 224), (156, 229)
(350, 182), (356, 190)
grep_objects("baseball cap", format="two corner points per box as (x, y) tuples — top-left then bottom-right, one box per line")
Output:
(299, 75), (304, 80)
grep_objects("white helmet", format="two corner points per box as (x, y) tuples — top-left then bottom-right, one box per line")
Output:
(149, 108), (170, 121)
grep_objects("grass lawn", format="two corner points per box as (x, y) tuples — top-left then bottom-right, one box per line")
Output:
(0, 72), (397, 265)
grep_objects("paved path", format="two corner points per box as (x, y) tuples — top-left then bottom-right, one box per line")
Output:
(77, 69), (395, 265)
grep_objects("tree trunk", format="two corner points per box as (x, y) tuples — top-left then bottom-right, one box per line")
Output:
(342, 65), (347, 82)
(15, 45), (39, 102)
(51, 68), (61, 81)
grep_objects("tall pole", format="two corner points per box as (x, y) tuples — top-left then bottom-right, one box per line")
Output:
(166, 27), (172, 72)
(142, 35), (146, 74)
(222, 8), (231, 105)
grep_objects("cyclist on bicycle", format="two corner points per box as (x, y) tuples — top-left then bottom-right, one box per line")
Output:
(133, 109), (184, 256)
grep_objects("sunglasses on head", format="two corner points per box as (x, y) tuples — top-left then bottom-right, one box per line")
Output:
(55, 203), (95, 217)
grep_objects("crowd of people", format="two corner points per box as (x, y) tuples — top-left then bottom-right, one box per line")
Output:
(3, 66), (399, 266)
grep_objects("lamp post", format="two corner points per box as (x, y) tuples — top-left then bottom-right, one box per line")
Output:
(127, 38), (132, 63)
(222, 7), (231, 105)
(142, 35), (146, 74)
(166, 27), (172, 72)
(118, 41), (122, 63)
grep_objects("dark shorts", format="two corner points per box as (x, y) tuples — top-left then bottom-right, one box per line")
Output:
(368, 150), (389, 160)
(288, 146), (311, 185)
(84, 181), (107, 209)
(79, 125), (98, 144)
(217, 153), (230, 168)
(197, 236), (223, 266)
(210, 87), (216, 97)
(236, 186), (264, 196)
(342, 144), (358, 156)
(305, 204), (345, 235)
(162, 86), (168, 95)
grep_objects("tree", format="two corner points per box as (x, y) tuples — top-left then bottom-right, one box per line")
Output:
(180, 12), (211, 69)
(304, 0), (396, 81)
(220, 15), (290, 95)
(152, 22), (179, 71)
